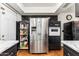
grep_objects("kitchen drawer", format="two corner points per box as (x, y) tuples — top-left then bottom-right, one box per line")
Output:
(0, 52), (16, 56)
(49, 43), (61, 50)
(49, 42), (60, 46)
(0, 52), (10, 56)
(48, 37), (60, 42)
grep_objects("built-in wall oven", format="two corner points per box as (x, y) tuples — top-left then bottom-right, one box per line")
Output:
(48, 20), (61, 50)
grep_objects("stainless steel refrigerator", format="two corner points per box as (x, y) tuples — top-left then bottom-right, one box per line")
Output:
(30, 17), (49, 53)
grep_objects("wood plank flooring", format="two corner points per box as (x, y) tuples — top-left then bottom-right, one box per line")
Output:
(17, 48), (64, 56)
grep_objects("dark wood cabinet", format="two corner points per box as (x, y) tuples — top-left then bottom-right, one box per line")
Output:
(64, 44), (79, 56)
(0, 44), (17, 56)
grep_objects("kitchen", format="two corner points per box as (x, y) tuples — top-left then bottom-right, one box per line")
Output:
(0, 3), (79, 56)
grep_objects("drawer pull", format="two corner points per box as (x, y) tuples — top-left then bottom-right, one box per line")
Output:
(2, 53), (9, 56)
(9, 52), (14, 56)
(68, 53), (70, 56)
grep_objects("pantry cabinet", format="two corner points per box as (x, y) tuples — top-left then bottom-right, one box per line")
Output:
(16, 21), (29, 49)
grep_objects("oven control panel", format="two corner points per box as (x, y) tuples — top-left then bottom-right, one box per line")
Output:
(49, 27), (60, 36)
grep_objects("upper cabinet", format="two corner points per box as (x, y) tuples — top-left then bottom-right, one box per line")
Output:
(75, 3), (79, 17)
(0, 4), (21, 40)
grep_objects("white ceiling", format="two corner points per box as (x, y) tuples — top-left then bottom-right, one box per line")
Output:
(22, 3), (57, 7)
(7, 3), (64, 15)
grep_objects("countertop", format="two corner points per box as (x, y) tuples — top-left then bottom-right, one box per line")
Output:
(61, 41), (79, 52)
(0, 40), (19, 54)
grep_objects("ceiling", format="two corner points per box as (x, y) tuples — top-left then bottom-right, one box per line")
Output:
(22, 3), (57, 7)
(7, 3), (66, 15)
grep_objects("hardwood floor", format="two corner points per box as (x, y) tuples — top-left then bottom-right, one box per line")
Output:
(17, 48), (64, 56)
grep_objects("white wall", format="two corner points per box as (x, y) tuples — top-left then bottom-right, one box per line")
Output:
(58, 4), (75, 46)
(0, 4), (21, 40)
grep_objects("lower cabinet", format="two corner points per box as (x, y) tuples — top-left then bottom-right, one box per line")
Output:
(0, 44), (17, 56)
(64, 45), (79, 56)
(48, 37), (61, 50)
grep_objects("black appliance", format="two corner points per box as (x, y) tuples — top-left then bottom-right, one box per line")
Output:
(48, 20), (61, 50)
(64, 21), (79, 40)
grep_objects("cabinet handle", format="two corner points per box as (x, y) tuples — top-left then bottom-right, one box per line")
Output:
(9, 52), (14, 56)
(68, 53), (70, 56)
(1, 7), (5, 10)
(2, 12), (5, 14)
(4, 53), (8, 54)
(2, 53), (9, 56)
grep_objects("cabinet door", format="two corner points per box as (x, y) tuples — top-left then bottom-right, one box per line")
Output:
(0, 4), (17, 40)
(0, 6), (2, 39)
(0, 5), (9, 40)
(7, 9), (16, 40)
